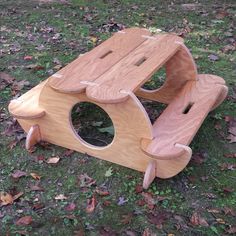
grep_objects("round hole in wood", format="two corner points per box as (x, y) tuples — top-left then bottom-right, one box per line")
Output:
(141, 67), (166, 90)
(71, 102), (115, 147)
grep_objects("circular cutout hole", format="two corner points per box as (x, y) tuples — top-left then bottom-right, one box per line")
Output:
(71, 102), (115, 147)
(142, 67), (166, 90)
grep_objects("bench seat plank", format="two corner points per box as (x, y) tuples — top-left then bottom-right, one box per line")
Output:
(86, 34), (183, 103)
(48, 28), (151, 93)
(141, 74), (227, 160)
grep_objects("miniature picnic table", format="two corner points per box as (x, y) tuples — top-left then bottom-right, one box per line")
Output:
(9, 28), (228, 189)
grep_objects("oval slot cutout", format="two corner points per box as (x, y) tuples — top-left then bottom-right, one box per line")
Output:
(100, 50), (113, 59)
(135, 57), (147, 66)
(182, 102), (194, 114)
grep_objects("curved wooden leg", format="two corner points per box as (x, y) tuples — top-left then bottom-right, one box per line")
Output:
(25, 125), (41, 150)
(143, 160), (156, 189)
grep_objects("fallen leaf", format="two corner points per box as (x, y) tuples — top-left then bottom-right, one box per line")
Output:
(148, 211), (170, 229)
(227, 134), (236, 143)
(55, 194), (67, 200)
(229, 127), (236, 136)
(224, 153), (236, 158)
(16, 216), (33, 226)
(191, 153), (205, 165)
(24, 55), (33, 60)
(11, 170), (27, 179)
(13, 192), (24, 201)
(0, 192), (13, 206)
(190, 212), (209, 227)
(86, 196), (96, 213)
(95, 188), (109, 196)
(32, 203), (45, 210)
(47, 156), (60, 164)
(135, 184), (143, 193)
(223, 207), (236, 216)
(79, 174), (96, 187)
(220, 163), (236, 171)
(63, 149), (74, 157)
(207, 208), (220, 214)
(105, 166), (113, 177)
(0, 72), (15, 84)
(225, 225), (236, 234)
(30, 185), (44, 191)
(117, 196), (128, 206)
(30, 172), (41, 180)
(141, 192), (155, 209)
(208, 54), (219, 61)
(121, 213), (133, 225)
(65, 202), (76, 211)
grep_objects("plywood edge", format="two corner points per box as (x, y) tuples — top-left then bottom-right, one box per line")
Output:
(8, 80), (47, 120)
(140, 137), (186, 160)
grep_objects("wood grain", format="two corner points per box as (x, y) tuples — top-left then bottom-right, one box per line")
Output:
(136, 44), (197, 104)
(141, 74), (227, 160)
(86, 34), (183, 103)
(8, 81), (46, 119)
(8, 28), (228, 186)
(25, 125), (41, 150)
(143, 160), (156, 189)
(49, 28), (151, 93)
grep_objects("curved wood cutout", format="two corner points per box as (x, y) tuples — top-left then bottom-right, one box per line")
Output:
(26, 125), (41, 150)
(136, 44), (197, 104)
(154, 143), (192, 179)
(8, 81), (46, 120)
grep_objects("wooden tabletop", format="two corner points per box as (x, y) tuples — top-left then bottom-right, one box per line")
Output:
(49, 28), (184, 103)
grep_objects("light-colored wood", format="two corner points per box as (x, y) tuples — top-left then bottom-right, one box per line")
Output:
(8, 28), (228, 188)
(86, 34), (183, 103)
(49, 28), (151, 93)
(141, 74), (227, 160)
(136, 44), (197, 104)
(25, 125), (41, 150)
(8, 81), (46, 119)
(143, 160), (156, 189)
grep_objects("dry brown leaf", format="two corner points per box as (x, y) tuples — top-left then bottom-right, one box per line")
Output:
(55, 194), (67, 200)
(16, 216), (33, 226)
(30, 172), (41, 180)
(0, 72), (15, 84)
(190, 212), (209, 227)
(86, 196), (96, 213)
(47, 156), (60, 164)
(0, 192), (13, 206)
(11, 170), (27, 179)
(225, 225), (236, 234)
(13, 192), (24, 201)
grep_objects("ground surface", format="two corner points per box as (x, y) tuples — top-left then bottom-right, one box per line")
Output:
(0, 0), (236, 235)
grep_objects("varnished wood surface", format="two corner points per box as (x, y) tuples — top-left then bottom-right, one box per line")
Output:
(25, 125), (41, 150)
(141, 74), (227, 160)
(136, 44), (197, 104)
(86, 34), (183, 103)
(8, 28), (228, 186)
(49, 28), (151, 93)
(8, 81), (46, 119)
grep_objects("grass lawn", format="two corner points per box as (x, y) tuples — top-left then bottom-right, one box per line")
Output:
(0, 0), (235, 235)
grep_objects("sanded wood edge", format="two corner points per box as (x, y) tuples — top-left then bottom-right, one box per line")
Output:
(136, 43), (197, 104)
(9, 99), (46, 119)
(154, 143), (192, 179)
(143, 160), (156, 189)
(140, 137), (186, 160)
(25, 125), (41, 150)
(8, 80), (47, 120)
(211, 85), (228, 111)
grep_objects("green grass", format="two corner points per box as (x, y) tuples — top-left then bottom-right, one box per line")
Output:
(0, 0), (236, 235)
